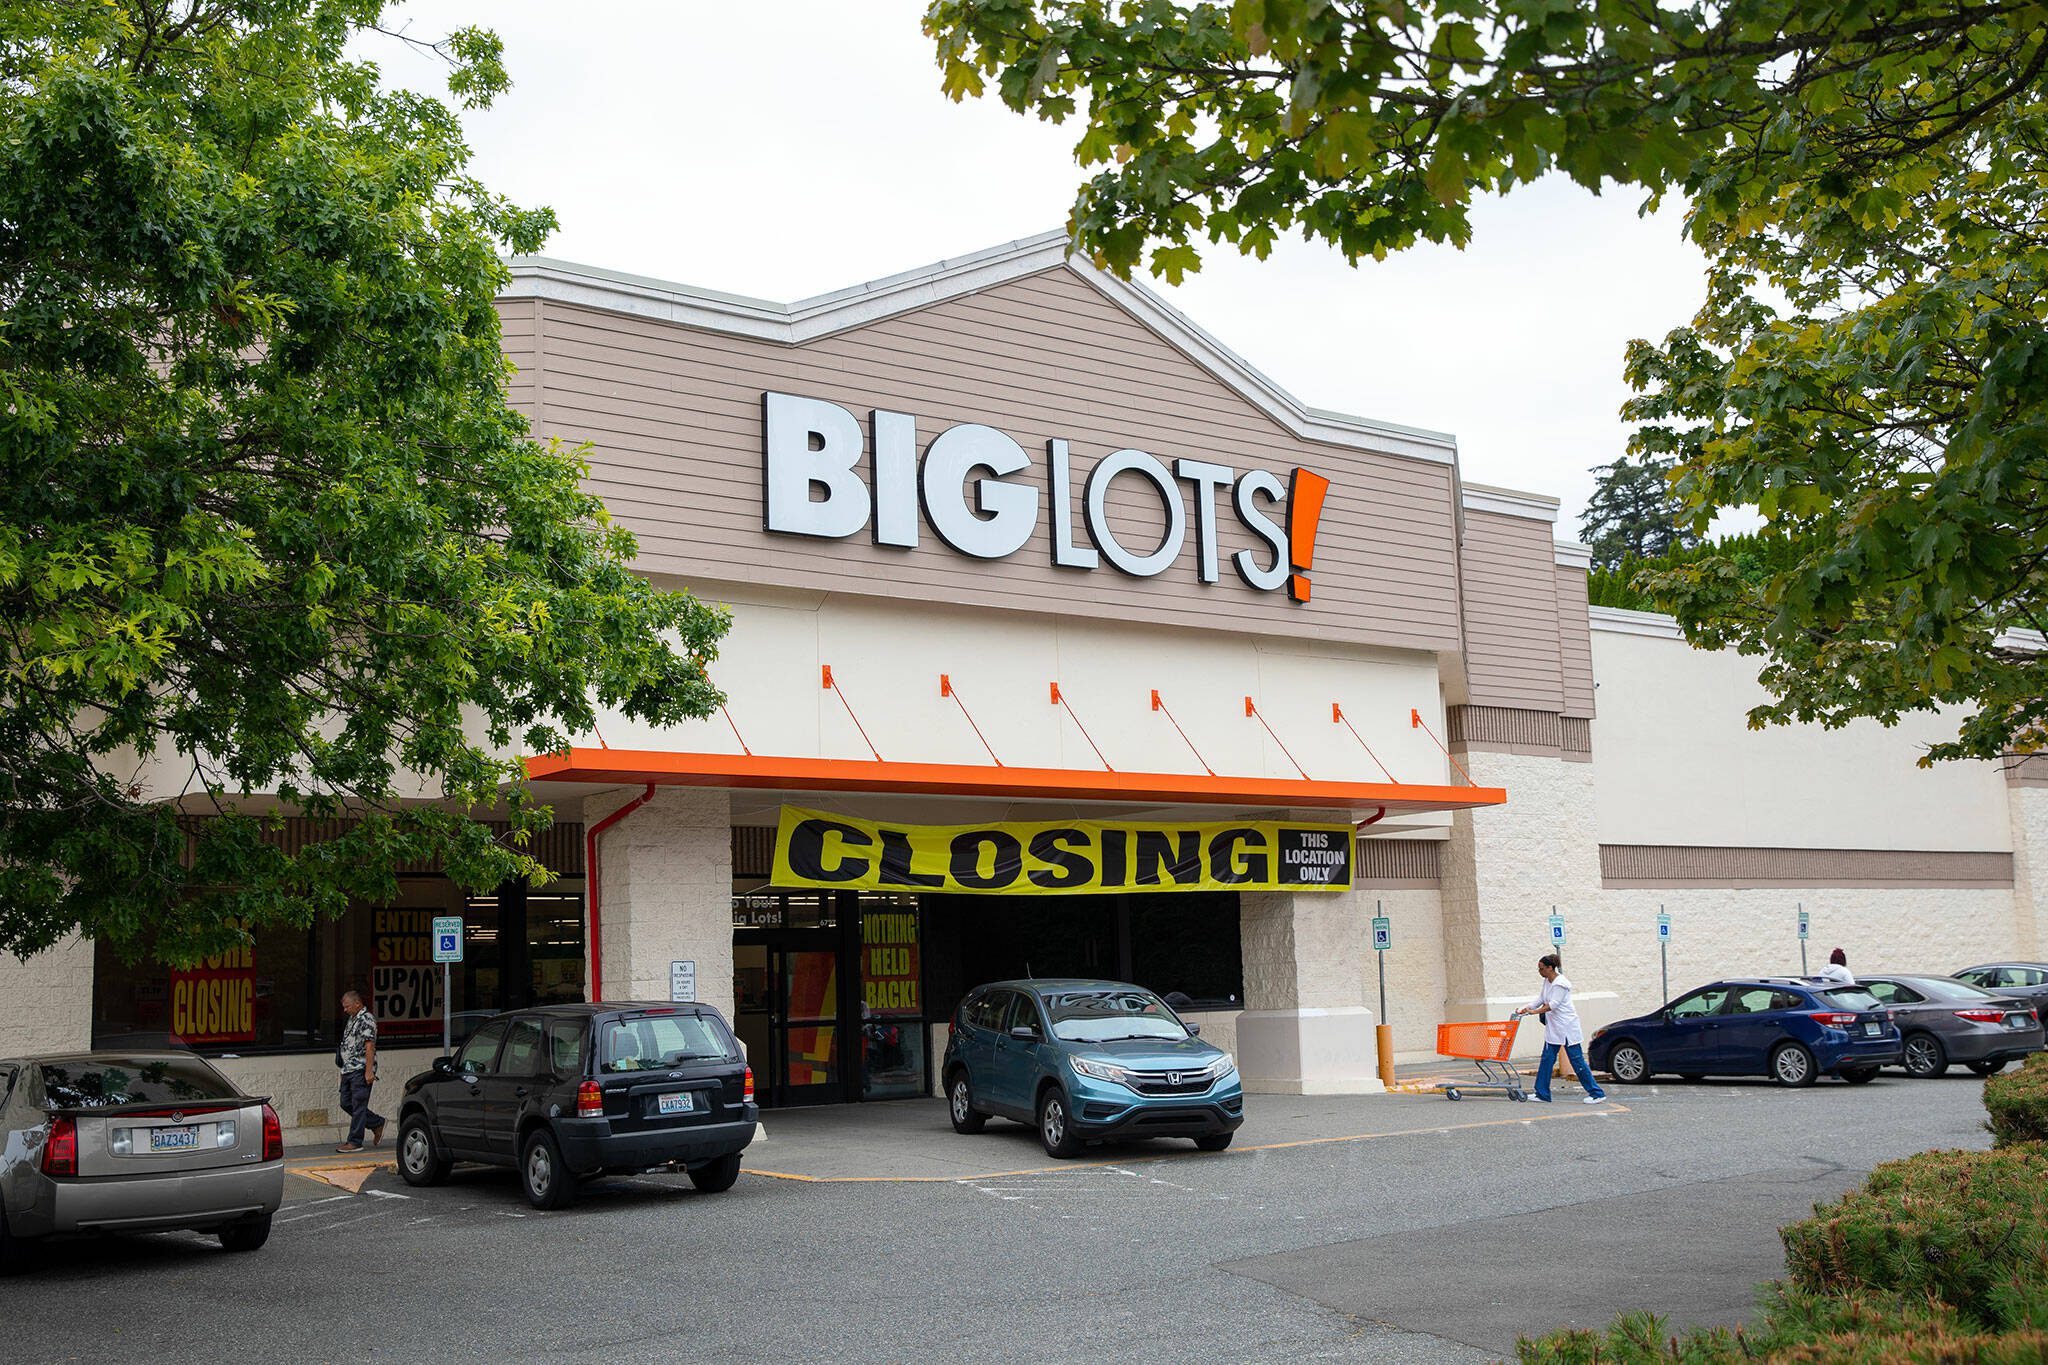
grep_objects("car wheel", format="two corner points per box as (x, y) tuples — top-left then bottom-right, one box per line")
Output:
(1194, 1133), (1233, 1152)
(1607, 1042), (1651, 1084)
(1771, 1042), (1819, 1087)
(397, 1113), (452, 1187)
(1902, 1032), (1949, 1079)
(217, 1213), (271, 1254)
(1841, 1067), (1878, 1085)
(947, 1070), (986, 1135)
(1036, 1087), (1083, 1159)
(688, 1152), (742, 1194)
(520, 1128), (577, 1210)
(1967, 1059), (2009, 1078)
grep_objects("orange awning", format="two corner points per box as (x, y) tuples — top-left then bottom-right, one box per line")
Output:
(522, 748), (1505, 815)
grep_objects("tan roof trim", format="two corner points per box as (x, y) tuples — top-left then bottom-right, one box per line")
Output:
(1461, 483), (1560, 522)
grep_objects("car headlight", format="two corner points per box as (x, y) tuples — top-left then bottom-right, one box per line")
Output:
(1205, 1055), (1239, 1082)
(1070, 1056), (1139, 1088)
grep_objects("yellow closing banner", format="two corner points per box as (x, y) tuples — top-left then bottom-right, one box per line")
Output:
(770, 805), (1355, 896)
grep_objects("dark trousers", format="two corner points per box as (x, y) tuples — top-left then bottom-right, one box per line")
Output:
(340, 1069), (384, 1144)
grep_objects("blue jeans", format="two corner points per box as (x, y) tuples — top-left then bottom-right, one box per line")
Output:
(340, 1070), (384, 1144)
(1536, 1042), (1606, 1101)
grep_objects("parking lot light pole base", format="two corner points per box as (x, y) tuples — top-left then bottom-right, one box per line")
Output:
(1375, 1023), (1395, 1087)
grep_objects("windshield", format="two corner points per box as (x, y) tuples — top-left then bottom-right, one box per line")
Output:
(1901, 976), (1999, 1001)
(1819, 988), (1883, 1012)
(1043, 990), (1187, 1043)
(600, 1014), (736, 1072)
(41, 1057), (237, 1108)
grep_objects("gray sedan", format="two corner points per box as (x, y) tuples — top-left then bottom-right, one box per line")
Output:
(1856, 974), (2044, 1078)
(1, 1052), (284, 1273)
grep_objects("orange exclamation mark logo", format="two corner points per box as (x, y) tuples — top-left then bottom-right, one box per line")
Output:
(1287, 468), (1330, 602)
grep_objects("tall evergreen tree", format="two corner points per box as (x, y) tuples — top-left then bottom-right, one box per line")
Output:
(1580, 456), (1696, 571)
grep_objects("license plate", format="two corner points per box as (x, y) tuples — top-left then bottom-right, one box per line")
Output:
(1863, 1023), (1881, 1036)
(2008, 1015), (2031, 1030)
(149, 1125), (200, 1152)
(656, 1092), (696, 1116)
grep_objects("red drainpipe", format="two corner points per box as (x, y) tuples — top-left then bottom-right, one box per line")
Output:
(584, 784), (656, 1004)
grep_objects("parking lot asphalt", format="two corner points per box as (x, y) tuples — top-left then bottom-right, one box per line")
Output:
(4, 1071), (1998, 1363)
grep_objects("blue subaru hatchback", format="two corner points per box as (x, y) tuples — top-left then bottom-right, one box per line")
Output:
(1587, 978), (1903, 1086)
(943, 980), (1245, 1158)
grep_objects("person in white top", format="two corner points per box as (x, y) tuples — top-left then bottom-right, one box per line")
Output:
(1512, 954), (1608, 1104)
(1816, 948), (1855, 985)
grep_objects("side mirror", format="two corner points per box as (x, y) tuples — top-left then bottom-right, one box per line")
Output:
(1008, 1025), (1038, 1042)
(1185, 1022), (1202, 1037)
(431, 1057), (453, 1074)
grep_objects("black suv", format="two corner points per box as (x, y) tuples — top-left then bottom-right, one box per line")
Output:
(395, 1002), (757, 1208)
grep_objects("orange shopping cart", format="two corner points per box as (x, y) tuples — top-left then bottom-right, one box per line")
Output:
(1434, 1018), (1527, 1102)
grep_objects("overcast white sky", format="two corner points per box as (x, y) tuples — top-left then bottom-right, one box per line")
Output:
(370, 1), (1711, 536)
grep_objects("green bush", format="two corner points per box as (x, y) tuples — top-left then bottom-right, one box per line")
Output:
(1767, 1328), (2048, 1363)
(1983, 1053), (2048, 1148)
(1778, 1148), (2048, 1330)
(1514, 1291), (1961, 1364)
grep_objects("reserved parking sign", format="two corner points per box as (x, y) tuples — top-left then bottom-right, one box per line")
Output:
(432, 916), (463, 964)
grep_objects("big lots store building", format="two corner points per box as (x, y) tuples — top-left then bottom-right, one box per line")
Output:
(6, 234), (2046, 1142)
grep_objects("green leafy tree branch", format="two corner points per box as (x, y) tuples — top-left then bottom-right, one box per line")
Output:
(0, 1), (729, 965)
(927, 0), (2048, 766)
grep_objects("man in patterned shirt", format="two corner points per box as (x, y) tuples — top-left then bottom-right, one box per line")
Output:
(335, 989), (386, 1153)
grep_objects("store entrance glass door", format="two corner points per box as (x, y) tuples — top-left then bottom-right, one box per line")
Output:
(732, 929), (847, 1107)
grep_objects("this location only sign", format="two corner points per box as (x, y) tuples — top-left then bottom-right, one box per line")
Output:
(431, 916), (463, 965)
(1371, 917), (1392, 952)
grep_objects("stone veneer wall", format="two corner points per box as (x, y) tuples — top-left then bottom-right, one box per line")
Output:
(1440, 750), (1610, 1055)
(0, 938), (93, 1055)
(584, 786), (734, 1019)
(2010, 784), (2048, 959)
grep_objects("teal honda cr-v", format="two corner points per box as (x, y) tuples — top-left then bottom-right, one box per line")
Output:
(943, 979), (1244, 1158)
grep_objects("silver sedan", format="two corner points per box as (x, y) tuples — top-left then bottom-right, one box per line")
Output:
(1, 1051), (284, 1273)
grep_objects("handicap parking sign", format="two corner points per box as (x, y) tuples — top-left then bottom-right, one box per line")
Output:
(1548, 914), (1566, 947)
(1371, 916), (1392, 952)
(432, 915), (464, 964)
(1656, 913), (1671, 942)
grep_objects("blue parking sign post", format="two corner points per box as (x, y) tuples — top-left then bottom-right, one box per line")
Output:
(432, 916), (463, 1056)
(1797, 904), (1810, 976)
(1657, 908), (1671, 1004)
(1371, 902), (1393, 1088)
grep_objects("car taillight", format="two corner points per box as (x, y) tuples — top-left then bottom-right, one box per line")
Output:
(1809, 1012), (1859, 1028)
(42, 1116), (77, 1177)
(577, 1081), (604, 1118)
(261, 1103), (283, 1161)
(1955, 1008), (2006, 1023)
(743, 1066), (755, 1104)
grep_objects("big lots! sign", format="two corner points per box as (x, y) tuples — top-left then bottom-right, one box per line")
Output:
(762, 392), (1331, 601)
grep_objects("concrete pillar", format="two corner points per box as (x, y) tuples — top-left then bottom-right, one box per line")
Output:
(585, 787), (732, 1018)
(0, 937), (93, 1053)
(1439, 750), (1614, 1056)
(1235, 888), (1384, 1094)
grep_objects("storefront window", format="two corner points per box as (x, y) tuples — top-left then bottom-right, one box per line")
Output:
(91, 875), (585, 1056)
(859, 899), (924, 1099)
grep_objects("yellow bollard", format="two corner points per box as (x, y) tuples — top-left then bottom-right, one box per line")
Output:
(1376, 1022), (1395, 1087)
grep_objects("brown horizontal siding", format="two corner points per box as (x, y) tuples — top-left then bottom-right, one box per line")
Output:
(1355, 838), (1443, 888)
(1458, 511), (1565, 711)
(505, 268), (1466, 652)
(1599, 845), (2014, 889)
(1556, 566), (1595, 719)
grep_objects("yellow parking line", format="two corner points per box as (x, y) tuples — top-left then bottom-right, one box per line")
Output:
(742, 1102), (1629, 1184)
